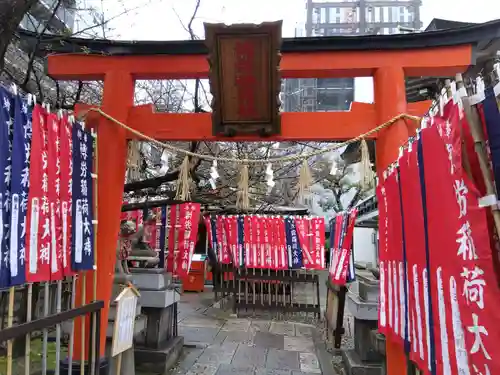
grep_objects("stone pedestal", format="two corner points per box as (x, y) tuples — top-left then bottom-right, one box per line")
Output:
(343, 272), (384, 375)
(131, 269), (184, 374)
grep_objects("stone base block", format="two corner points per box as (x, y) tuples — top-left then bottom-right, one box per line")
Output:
(139, 288), (180, 308)
(358, 279), (379, 303)
(347, 293), (378, 321)
(354, 319), (382, 362)
(135, 335), (184, 374)
(130, 269), (172, 290)
(342, 349), (383, 375)
(58, 358), (109, 375)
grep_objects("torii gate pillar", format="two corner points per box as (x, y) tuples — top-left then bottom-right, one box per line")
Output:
(374, 66), (409, 373)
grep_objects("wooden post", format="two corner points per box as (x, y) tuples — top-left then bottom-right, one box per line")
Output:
(73, 70), (134, 360)
(374, 66), (409, 375)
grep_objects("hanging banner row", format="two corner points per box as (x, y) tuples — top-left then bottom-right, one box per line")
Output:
(0, 88), (95, 287)
(377, 100), (500, 374)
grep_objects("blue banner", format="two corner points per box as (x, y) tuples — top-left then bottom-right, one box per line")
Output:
(285, 217), (303, 269)
(210, 216), (218, 262)
(0, 88), (15, 288)
(8, 94), (31, 286)
(481, 88), (500, 198)
(71, 124), (94, 271)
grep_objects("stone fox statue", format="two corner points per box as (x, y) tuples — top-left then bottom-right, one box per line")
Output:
(116, 220), (159, 274)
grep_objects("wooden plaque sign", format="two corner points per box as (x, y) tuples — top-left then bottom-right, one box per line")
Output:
(204, 21), (282, 137)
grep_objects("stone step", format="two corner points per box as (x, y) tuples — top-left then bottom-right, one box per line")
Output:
(342, 349), (383, 375)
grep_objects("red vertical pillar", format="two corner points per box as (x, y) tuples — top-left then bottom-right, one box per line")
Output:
(374, 66), (409, 375)
(74, 70), (134, 359)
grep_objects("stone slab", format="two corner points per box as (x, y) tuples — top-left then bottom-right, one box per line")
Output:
(186, 363), (219, 375)
(215, 364), (255, 375)
(266, 349), (300, 370)
(130, 270), (171, 290)
(231, 345), (267, 367)
(250, 320), (271, 333)
(270, 322), (295, 336)
(256, 369), (293, 375)
(221, 318), (251, 332)
(254, 332), (284, 350)
(342, 349), (383, 375)
(139, 288), (180, 308)
(299, 353), (321, 374)
(284, 336), (315, 353)
(179, 326), (220, 345)
(217, 330), (255, 345)
(197, 342), (238, 365)
(346, 293), (378, 321)
(294, 324), (314, 338)
(180, 316), (225, 329)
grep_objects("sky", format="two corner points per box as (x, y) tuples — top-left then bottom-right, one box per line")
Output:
(83, 0), (500, 41)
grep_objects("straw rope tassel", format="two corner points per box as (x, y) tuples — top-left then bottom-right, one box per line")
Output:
(359, 138), (375, 190)
(298, 160), (312, 202)
(236, 163), (250, 210)
(175, 156), (191, 201)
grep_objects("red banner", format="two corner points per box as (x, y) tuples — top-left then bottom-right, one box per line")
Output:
(244, 215), (253, 267)
(224, 216), (238, 265)
(398, 146), (431, 374)
(26, 105), (51, 283)
(47, 113), (63, 281)
(217, 215), (230, 264)
(424, 104), (500, 375)
(310, 217), (325, 270)
(385, 170), (405, 346)
(166, 205), (177, 273)
(59, 115), (73, 277)
(175, 203), (200, 278)
(277, 217), (287, 269)
(376, 182), (389, 337)
(256, 216), (264, 268)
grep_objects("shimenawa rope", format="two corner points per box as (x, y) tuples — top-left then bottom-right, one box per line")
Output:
(81, 108), (421, 165)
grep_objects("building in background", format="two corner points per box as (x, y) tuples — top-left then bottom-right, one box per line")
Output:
(282, 0), (423, 112)
(19, 0), (76, 33)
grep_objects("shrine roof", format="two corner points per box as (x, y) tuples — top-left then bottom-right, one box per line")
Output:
(17, 19), (500, 56)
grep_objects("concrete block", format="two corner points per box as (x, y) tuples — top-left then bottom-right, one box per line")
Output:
(358, 279), (379, 303)
(135, 336), (184, 374)
(130, 270), (172, 290)
(139, 288), (180, 308)
(353, 319), (382, 362)
(347, 293), (378, 321)
(342, 349), (383, 375)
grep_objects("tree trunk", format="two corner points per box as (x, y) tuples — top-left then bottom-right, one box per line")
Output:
(0, 0), (38, 72)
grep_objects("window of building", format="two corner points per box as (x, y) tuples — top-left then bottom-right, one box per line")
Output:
(320, 7), (327, 23)
(399, 6), (405, 22)
(374, 7), (381, 23)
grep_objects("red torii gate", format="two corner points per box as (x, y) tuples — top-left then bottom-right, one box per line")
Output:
(47, 27), (473, 375)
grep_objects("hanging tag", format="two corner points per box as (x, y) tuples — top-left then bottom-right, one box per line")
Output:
(27, 94), (32, 106)
(478, 194), (498, 208)
(383, 170), (388, 180)
(11, 84), (17, 96)
(439, 94), (444, 117)
(265, 163), (273, 179)
(398, 146), (404, 160)
(421, 117), (428, 129)
(471, 76), (486, 105)
(329, 159), (338, 176)
(209, 178), (217, 190)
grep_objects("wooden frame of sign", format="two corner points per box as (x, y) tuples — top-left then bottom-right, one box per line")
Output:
(111, 285), (140, 358)
(204, 21), (282, 137)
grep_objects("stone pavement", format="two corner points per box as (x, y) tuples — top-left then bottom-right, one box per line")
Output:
(166, 290), (330, 375)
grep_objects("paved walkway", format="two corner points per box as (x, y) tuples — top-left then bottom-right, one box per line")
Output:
(169, 291), (326, 375)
